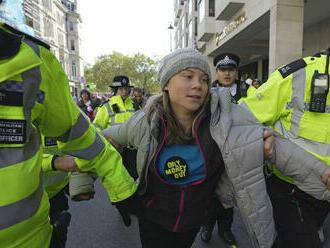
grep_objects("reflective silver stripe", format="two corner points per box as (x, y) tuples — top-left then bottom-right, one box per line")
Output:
(0, 177), (43, 230)
(303, 102), (330, 113)
(58, 113), (89, 142)
(43, 171), (68, 187)
(289, 68), (306, 135)
(93, 122), (104, 130)
(1, 56), (42, 168)
(64, 133), (105, 160)
(105, 102), (117, 127)
(22, 62), (41, 140)
(126, 109), (135, 113)
(105, 102), (114, 117)
(0, 133), (41, 169)
(274, 119), (330, 157)
(23, 39), (40, 57)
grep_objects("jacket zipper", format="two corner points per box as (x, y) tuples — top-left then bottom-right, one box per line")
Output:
(173, 188), (185, 232)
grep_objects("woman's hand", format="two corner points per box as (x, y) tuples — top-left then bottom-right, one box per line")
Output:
(263, 129), (274, 160)
(321, 167), (330, 190)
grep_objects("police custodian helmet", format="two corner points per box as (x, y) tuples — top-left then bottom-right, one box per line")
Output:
(110, 75), (133, 88)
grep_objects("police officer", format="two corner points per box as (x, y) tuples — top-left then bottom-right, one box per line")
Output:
(70, 76), (139, 225)
(200, 52), (246, 246)
(213, 52), (248, 102)
(240, 48), (330, 248)
(0, 2), (138, 247)
(41, 135), (72, 248)
(93, 75), (138, 179)
(93, 75), (135, 131)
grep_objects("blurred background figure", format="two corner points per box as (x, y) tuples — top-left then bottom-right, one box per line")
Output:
(252, 78), (263, 89)
(132, 87), (146, 110)
(77, 89), (99, 121)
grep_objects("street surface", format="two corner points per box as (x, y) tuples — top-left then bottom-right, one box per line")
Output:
(67, 179), (330, 248)
(67, 179), (253, 248)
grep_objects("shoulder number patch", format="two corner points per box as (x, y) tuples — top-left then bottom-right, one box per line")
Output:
(278, 59), (307, 78)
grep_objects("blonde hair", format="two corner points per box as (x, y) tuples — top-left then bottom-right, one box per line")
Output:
(147, 91), (210, 146)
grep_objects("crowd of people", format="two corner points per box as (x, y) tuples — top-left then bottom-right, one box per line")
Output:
(1, 2), (330, 248)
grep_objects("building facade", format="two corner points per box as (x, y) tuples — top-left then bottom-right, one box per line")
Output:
(173, 0), (330, 82)
(24, 0), (84, 96)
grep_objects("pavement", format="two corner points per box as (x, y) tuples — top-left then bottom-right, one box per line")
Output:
(66, 179), (254, 248)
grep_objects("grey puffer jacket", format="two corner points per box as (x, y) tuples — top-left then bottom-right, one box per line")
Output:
(101, 88), (330, 248)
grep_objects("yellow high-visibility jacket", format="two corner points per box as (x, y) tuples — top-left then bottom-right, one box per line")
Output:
(41, 135), (70, 199)
(0, 24), (136, 248)
(240, 54), (330, 183)
(93, 95), (135, 131)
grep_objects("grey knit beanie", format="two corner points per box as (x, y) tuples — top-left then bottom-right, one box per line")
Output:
(157, 48), (211, 90)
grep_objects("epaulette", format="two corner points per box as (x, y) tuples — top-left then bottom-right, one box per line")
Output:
(3, 23), (50, 50)
(278, 58), (307, 78)
(0, 27), (21, 59)
(99, 99), (109, 107)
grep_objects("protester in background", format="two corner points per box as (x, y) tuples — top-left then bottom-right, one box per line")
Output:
(252, 78), (263, 89)
(132, 87), (146, 110)
(71, 91), (78, 103)
(77, 89), (98, 121)
(101, 48), (330, 248)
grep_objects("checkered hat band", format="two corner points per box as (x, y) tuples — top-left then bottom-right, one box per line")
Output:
(216, 56), (237, 68)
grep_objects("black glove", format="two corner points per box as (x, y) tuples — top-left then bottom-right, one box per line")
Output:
(114, 192), (145, 218)
(115, 205), (131, 227)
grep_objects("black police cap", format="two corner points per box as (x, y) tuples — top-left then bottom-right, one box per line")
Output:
(110, 75), (133, 88)
(213, 53), (240, 70)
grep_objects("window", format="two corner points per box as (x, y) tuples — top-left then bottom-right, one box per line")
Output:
(43, 17), (54, 37)
(198, 0), (205, 23)
(69, 21), (74, 31)
(209, 0), (215, 17)
(72, 62), (77, 79)
(58, 32), (64, 45)
(26, 16), (34, 28)
(70, 39), (75, 51)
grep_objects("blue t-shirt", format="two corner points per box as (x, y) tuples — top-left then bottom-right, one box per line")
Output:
(157, 144), (205, 187)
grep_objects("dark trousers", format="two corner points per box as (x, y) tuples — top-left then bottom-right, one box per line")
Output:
(122, 147), (138, 180)
(267, 175), (330, 248)
(138, 217), (199, 248)
(203, 196), (233, 233)
(50, 187), (71, 248)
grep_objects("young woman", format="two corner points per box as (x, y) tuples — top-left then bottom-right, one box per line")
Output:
(102, 48), (330, 248)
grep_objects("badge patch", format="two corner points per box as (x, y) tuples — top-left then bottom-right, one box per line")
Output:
(164, 156), (188, 180)
(278, 59), (307, 78)
(0, 119), (26, 144)
(0, 90), (23, 106)
(44, 136), (57, 146)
